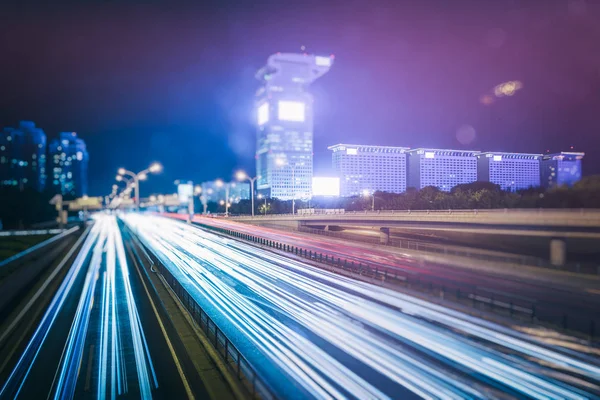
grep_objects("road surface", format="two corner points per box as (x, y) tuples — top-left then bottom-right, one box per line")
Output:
(123, 214), (600, 400)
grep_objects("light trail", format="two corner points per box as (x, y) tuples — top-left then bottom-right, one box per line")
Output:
(1, 215), (159, 399)
(123, 214), (600, 400)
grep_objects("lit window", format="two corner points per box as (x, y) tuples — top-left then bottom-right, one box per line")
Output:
(257, 103), (269, 125)
(278, 101), (305, 122)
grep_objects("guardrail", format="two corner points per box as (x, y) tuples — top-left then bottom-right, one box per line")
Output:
(0, 229), (66, 237)
(229, 208), (600, 219)
(190, 220), (598, 341)
(0, 226), (80, 268)
(127, 226), (275, 400)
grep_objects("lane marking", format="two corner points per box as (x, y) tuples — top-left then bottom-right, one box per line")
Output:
(127, 242), (195, 400)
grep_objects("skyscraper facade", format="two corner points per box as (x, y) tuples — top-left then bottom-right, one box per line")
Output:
(477, 152), (542, 191)
(0, 121), (46, 191)
(408, 148), (479, 191)
(49, 132), (89, 197)
(328, 144), (409, 196)
(255, 53), (334, 200)
(540, 152), (585, 188)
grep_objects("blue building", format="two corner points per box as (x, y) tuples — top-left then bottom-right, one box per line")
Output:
(408, 148), (479, 191)
(255, 53), (334, 200)
(540, 152), (584, 188)
(328, 144), (409, 196)
(477, 152), (542, 191)
(49, 132), (89, 197)
(0, 121), (47, 191)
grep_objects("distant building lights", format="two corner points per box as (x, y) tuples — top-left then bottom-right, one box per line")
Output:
(425, 152), (435, 159)
(493, 155), (502, 161)
(315, 56), (332, 67)
(278, 100), (305, 122)
(346, 148), (358, 155)
(257, 102), (269, 125)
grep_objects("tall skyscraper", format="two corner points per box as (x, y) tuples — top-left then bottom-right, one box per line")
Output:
(408, 148), (479, 191)
(328, 144), (409, 197)
(0, 121), (46, 191)
(255, 52), (334, 200)
(477, 152), (542, 191)
(49, 132), (89, 197)
(540, 152), (585, 188)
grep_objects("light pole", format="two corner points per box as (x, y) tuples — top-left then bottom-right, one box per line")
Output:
(118, 162), (162, 211)
(236, 170), (259, 217)
(276, 158), (301, 215)
(362, 189), (378, 211)
(215, 179), (234, 217)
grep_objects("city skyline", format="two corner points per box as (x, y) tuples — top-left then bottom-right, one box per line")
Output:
(1, 1), (599, 196)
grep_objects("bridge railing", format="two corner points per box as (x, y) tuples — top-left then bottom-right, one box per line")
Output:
(227, 208), (600, 220)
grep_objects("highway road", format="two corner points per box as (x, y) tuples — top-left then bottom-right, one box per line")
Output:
(123, 214), (600, 400)
(0, 215), (198, 399)
(183, 215), (600, 336)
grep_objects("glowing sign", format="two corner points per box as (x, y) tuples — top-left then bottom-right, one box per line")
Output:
(346, 148), (358, 155)
(425, 152), (435, 159)
(315, 56), (332, 67)
(257, 103), (269, 125)
(178, 183), (193, 204)
(312, 177), (340, 196)
(278, 101), (305, 122)
(493, 155), (502, 161)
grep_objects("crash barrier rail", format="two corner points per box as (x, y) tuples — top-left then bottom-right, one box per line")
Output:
(192, 221), (598, 342)
(128, 227), (275, 400)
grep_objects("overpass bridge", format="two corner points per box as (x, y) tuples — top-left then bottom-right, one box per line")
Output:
(229, 209), (600, 266)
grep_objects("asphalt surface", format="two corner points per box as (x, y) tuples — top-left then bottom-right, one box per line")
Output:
(123, 213), (600, 400)
(0, 215), (197, 399)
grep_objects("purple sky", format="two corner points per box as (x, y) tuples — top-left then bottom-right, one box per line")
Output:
(1, 0), (599, 195)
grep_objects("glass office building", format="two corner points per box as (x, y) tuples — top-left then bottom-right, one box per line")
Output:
(477, 152), (542, 191)
(540, 152), (585, 188)
(0, 121), (47, 191)
(328, 144), (409, 196)
(49, 132), (89, 197)
(408, 148), (479, 191)
(255, 53), (334, 200)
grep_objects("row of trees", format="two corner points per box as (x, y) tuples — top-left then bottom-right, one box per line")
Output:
(210, 176), (600, 215)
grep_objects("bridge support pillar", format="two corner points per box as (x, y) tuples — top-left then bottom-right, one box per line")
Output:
(549, 238), (567, 267)
(379, 227), (390, 245)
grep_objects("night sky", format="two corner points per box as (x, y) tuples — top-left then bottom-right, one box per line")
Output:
(1, 0), (599, 197)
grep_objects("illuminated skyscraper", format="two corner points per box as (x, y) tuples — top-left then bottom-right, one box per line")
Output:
(477, 152), (542, 191)
(0, 121), (46, 191)
(328, 144), (409, 196)
(255, 52), (334, 200)
(49, 132), (89, 197)
(540, 152), (585, 188)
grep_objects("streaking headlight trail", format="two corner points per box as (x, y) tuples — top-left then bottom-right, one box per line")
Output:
(122, 214), (600, 400)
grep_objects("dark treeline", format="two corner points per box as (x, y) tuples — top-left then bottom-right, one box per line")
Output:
(223, 175), (600, 215)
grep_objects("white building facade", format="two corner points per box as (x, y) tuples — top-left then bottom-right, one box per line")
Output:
(328, 144), (409, 197)
(477, 152), (542, 191)
(408, 148), (479, 191)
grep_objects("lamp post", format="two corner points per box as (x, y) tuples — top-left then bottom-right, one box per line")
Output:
(362, 189), (378, 211)
(236, 170), (259, 217)
(215, 179), (234, 217)
(276, 158), (301, 215)
(117, 162), (162, 211)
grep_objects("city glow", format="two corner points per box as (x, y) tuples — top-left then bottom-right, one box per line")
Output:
(278, 101), (305, 122)
(117, 168), (126, 175)
(215, 179), (224, 188)
(177, 183), (193, 204)
(138, 173), (148, 181)
(257, 102), (269, 125)
(312, 177), (340, 196)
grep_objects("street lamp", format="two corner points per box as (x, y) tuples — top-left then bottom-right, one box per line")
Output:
(118, 162), (162, 211)
(362, 189), (379, 211)
(276, 158), (303, 215)
(215, 179), (235, 217)
(236, 170), (259, 217)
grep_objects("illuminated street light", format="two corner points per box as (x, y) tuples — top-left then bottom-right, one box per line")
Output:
(118, 162), (163, 211)
(236, 170), (259, 217)
(362, 189), (378, 211)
